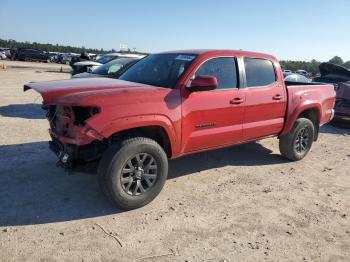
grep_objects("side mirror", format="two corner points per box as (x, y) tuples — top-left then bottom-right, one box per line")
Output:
(188, 75), (218, 92)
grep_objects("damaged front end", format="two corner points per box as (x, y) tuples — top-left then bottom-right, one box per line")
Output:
(24, 78), (137, 172)
(43, 105), (107, 170)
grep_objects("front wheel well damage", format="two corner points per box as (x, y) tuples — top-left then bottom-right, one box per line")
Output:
(52, 125), (172, 172)
(110, 126), (172, 158)
(297, 108), (320, 141)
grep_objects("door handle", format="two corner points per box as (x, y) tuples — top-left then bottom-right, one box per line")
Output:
(272, 94), (282, 100)
(230, 97), (244, 105)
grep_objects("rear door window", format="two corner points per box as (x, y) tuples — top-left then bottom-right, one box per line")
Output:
(244, 58), (276, 87)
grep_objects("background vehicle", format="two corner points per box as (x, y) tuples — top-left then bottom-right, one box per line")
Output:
(71, 53), (145, 75)
(88, 53), (97, 60)
(5, 48), (16, 60)
(57, 53), (79, 64)
(314, 62), (350, 125)
(25, 50), (335, 210)
(0, 48), (9, 58)
(72, 57), (140, 79)
(47, 52), (60, 62)
(14, 48), (50, 62)
(284, 73), (310, 82)
(296, 69), (309, 76)
(333, 82), (350, 125)
(0, 51), (6, 60)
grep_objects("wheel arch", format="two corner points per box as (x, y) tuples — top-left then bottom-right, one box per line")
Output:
(281, 103), (322, 140)
(297, 108), (320, 141)
(105, 125), (173, 158)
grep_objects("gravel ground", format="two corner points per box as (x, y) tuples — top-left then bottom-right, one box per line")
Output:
(0, 63), (349, 262)
(1, 60), (71, 71)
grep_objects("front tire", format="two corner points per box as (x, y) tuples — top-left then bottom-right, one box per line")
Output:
(279, 118), (315, 161)
(98, 137), (168, 210)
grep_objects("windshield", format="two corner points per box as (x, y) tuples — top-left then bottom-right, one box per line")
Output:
(92, 58), (135, 76)
(96, 55), (116, 64)
(119, 53), (197, 88)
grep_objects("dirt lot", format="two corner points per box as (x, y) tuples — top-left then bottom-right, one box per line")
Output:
(0, 62), (349, 262)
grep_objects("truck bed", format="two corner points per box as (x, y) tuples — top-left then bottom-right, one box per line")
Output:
(281, 82), (335, 136)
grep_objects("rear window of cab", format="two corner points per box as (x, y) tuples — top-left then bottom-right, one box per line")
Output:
(244, 57), (276, 87)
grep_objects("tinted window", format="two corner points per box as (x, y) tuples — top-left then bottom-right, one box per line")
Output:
(195, 57), (238, 89)
(244, 58), (276, 87)
(119, 53), (197, 88)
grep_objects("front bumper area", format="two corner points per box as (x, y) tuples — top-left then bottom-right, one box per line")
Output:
(49, 139), (76, 168)
(49, 124), (104, 146)
(49, 136), (107, 170)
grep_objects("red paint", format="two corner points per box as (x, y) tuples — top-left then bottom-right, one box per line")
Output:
(189, 75), (218, 91)
(24, 50), (336, 159)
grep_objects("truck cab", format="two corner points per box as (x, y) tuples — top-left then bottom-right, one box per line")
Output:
(179, 51), (287, 152)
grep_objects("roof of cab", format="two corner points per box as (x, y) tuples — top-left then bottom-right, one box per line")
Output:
(157, 49), (278, 61)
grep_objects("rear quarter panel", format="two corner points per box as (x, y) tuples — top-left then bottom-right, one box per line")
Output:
(281, 84), (335, 135)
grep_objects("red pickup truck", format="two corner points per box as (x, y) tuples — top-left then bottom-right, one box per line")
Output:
(25, 50), (335, 209)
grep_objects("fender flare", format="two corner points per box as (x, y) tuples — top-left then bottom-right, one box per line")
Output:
(98, 114), (180, 156)
(281, 102), (322, 136)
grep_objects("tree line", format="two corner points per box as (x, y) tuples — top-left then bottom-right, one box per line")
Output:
(0, 38), (147, 55)
(1, 38), (349, 72)
(280, 56), (349, 74)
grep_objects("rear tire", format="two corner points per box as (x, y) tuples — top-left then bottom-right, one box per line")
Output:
(279, 118), (315, 161)
(98, 137), (168, 210)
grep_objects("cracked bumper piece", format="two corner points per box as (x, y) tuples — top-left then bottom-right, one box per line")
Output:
(49, 124), (104, 146)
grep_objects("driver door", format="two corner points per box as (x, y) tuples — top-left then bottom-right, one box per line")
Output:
(181, 57), (245, 153)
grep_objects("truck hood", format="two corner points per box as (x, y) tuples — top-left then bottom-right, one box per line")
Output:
(24, 78), (163, 104)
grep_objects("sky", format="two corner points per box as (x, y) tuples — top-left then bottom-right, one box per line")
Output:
(1, 0), (349, 62)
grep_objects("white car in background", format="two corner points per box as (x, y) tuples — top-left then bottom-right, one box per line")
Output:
(284, 73), (310, 83)
(0, 48), (8, 60)
(0, 51), (6, 60)
(71, 53), (145, 75)
(71, 57), (140, 79)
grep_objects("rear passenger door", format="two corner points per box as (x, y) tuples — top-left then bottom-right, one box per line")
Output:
(242, 57), (287, 140)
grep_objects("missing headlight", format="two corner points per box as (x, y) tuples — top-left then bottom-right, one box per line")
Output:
(72, 106), (100, 125)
